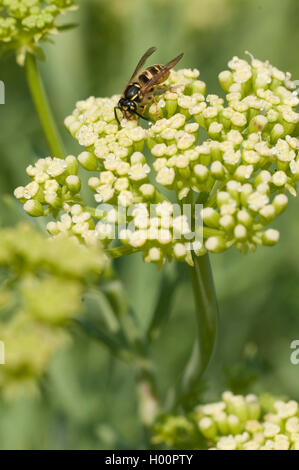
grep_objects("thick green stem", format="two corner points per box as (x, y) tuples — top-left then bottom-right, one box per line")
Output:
(24, 53), (65, 159)
(172, 252), (218, 408)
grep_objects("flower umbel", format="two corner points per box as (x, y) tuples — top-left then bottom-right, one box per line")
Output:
(0, 0), (77, 64)
(153, 391), (299, 450)
(0, 223), (109, 399)
(15, 53), (299, 266)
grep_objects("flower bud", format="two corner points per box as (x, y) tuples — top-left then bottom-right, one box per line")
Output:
(259, 204), (275, 223)
(219, 70), (234, 92)
(262, 228), (280, 246)
(214, 412), (229, 435)
(205, 236), (227, 253)
(139, 184), (156, 200)
(156, 167), (175, 186)
(234, 224), (247, 241)
(219, 215), (235, 232)
(248, 115), (268, 134)
(198, 417), (217, 440)
(65, 155), (79, 175)
(227, 414), (242, 435)
(271, 123), (285, 143)
(23, 200), (44, 217)
(272, 170), (287, 187)
(201, 208), (220, 228)
(273, 193), (288, 215)
(78, 151), (98, 171)
(211, 161), (226, 180)
(66, 175), (81, 193)
(194, 164), (209, 182)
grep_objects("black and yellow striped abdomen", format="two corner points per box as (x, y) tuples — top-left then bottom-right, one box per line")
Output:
(138, 64), (169, 86)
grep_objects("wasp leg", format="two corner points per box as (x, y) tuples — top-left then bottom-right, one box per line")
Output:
(152, 94), (164, 119)
(155, 84), (180, 96)
(167, 84), (180, 94)
(137, 98), (153, 123)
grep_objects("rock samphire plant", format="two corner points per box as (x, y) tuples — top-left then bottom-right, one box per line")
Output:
(2, 1), (299, 448)
(153, 392), (299, 450)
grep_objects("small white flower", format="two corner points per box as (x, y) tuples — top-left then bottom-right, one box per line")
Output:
(128, 163), (151, 181)
(156, 167), (175, 186)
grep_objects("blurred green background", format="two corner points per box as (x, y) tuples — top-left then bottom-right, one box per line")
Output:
(0, 0), (299, 449)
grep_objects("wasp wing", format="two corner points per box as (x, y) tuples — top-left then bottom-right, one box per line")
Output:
(127, 46), (157, 83)
(139, 52), (184, 95)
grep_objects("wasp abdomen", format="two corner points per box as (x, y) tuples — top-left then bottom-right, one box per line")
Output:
(138, 64), (164, 85)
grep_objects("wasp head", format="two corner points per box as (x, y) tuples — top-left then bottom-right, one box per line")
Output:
(114, 97), (137, 124)
(118, 97), (137, 112)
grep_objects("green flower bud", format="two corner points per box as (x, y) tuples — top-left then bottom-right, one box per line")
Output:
(219, 70), (234, 92)
(214, 412), (229, 435)
(262, 228), (280, 246)
(211, 161), (226, 180)
(194, 163), (210, 182)
(219, 214), (235, 232)
(201, 207), (220, 228)
(259, 204), (275, 223)
(78, 151), (98, 171)
(234, 224), (247, 241)
(191, 80), (206, 95)
(228, 414), (242, 435)
(271, 123), (285, 143)
(198, 417), (217, 440)
(205, 236), (227, 253)
(23, 199), (44, 217)
(46, 221), (60, 236)
(66, 175), (81, 193)
(273, 193), (288, 215)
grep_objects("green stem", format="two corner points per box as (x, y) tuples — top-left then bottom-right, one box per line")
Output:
(105, 245), (139, 258)
(24, 53), (66, 159)
(172, 252), (218, 409)
(73, 318), (130, 362)
(147, 264), (180, 342)
(99, 278), (160, 426)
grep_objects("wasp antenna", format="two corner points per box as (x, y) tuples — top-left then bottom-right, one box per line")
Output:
(114, 106), (121, 125)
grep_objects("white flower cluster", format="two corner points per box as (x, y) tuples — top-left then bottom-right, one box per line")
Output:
(46, 204), (95, 245)
(196, 391), (299, 450)
(16, 54), (299, 265)
(118, 200), (204, 266)
(14, 155), (80, 217)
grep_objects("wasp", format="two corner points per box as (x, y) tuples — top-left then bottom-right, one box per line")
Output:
(114, 47), (184, 125)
